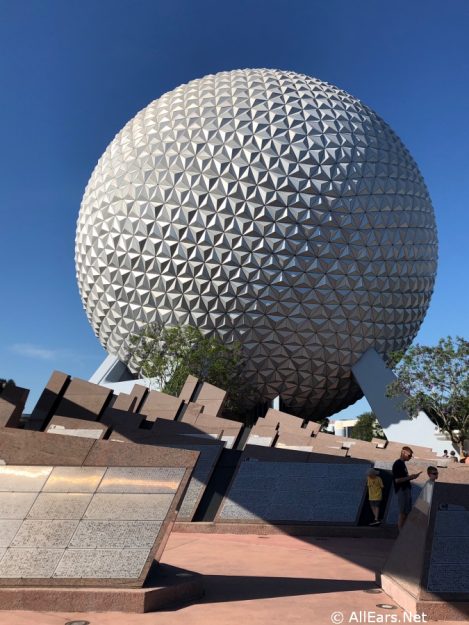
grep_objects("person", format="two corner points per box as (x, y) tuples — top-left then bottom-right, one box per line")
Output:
(450, 451), (458, 463)
(421, 466), (438, 504)
(367, 468), (384, 525)
(442, 450), (449, 458)
(392, 446), (421, 530)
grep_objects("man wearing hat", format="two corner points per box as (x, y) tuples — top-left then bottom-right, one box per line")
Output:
(392, 446), (422, 530)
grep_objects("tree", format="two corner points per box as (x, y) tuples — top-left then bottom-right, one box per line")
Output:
(387, 336), (469, 452)
(0, 379), (15, 395)
(350, 411), (386, 442)
(127, 323), (256, 416)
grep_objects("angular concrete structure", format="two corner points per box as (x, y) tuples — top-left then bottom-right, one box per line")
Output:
(352, 348), (453, 455)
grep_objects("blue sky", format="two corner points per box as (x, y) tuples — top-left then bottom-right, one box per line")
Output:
(1, 0), (468, 416)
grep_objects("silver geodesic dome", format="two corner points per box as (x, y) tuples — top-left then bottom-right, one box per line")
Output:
(76, 68), (437, 418)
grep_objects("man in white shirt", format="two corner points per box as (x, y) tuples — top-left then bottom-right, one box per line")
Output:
(421, 466), (438, 505)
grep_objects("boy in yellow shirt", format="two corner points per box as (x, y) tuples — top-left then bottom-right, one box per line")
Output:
(367, 468), (384, 526)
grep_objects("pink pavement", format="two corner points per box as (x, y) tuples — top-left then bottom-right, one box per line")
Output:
(0, 533), (461, 625)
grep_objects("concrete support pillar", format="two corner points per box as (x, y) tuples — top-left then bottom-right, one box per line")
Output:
(352, 348), (453, 455)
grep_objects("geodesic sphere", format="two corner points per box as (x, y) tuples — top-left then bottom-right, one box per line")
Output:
(76, 68), (437, 419)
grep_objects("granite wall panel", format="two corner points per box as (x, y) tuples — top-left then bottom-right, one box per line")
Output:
(218, 461), (369, 524)
(0, 429), (198, 588)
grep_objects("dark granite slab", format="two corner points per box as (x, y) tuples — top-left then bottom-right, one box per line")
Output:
(427, 565), (469, 593)
(179, 402), (204, 423)
(112, 384), (148, 412)
(83, 440), (198, 468)
(0, 383), (29, 429)
(430, 535), (469, 564)
(427, 506), (469, 593)
(434, 509), (469, 536)
(99, 407), (144, 431)
(53, 378), (113, 422)
(178, 375), (199, 403)
(193, 382), (226, 417)
(139, 390), (183, 422)
(0, 401), (19, 429)
(0, 429), (94, 466)
(28, 371), (70, 430)
(218, 461), (369, 524)
(46, 415), (108, 439)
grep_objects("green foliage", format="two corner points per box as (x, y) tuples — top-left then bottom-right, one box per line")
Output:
(317, 417), (330, 432)
(387, 336), (469, 450)
(0, 379), (15, 395)
(128, 323), (255, 416)
(350, 411), (386, 442)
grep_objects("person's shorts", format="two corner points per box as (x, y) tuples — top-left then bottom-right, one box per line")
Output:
(397, 488), (412, 514)
(369, 499), (381, 505)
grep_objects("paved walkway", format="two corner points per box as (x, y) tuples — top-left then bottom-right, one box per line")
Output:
(0, 533), (460, 625)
